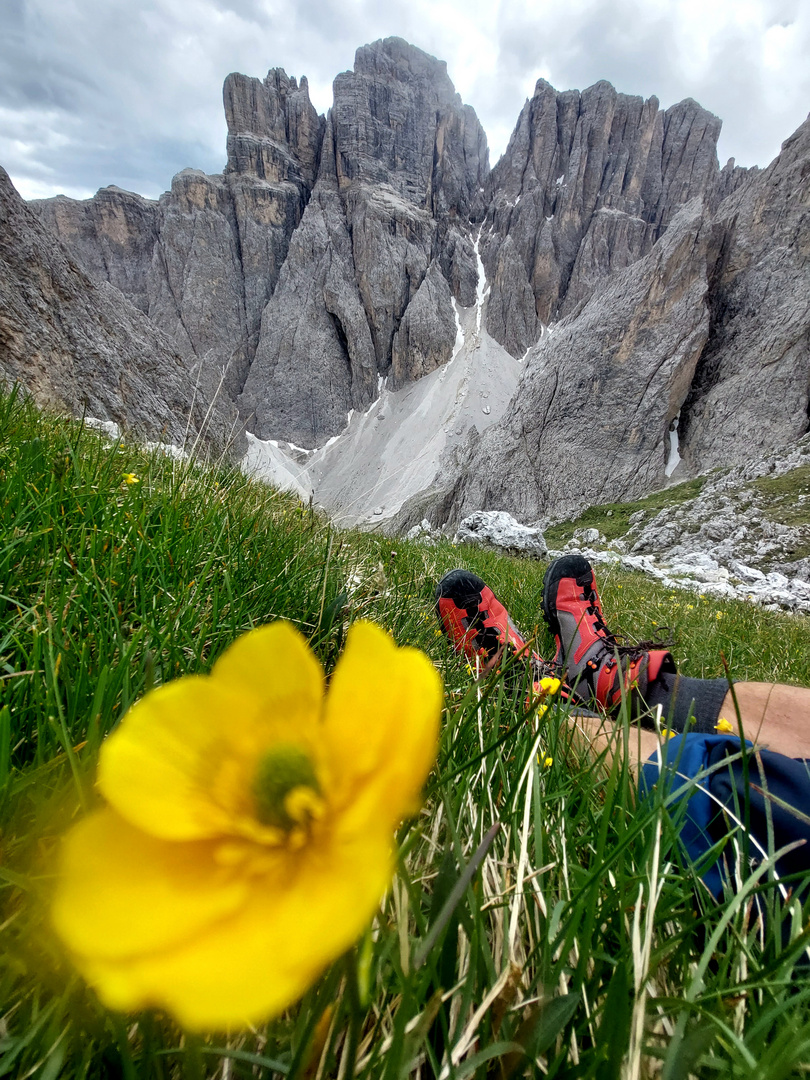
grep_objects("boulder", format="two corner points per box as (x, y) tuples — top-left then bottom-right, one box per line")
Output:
(454, 511), (547, 557)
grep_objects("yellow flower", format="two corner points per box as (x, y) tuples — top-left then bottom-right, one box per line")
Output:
(538, 677), (562, 697)
(52, 621), (441, 1030)
(716, 612), (723, 620)
(543, 756), (553, 769)
(122, 473), (139, 485)
(528, 677), (561, 720)
(715, 717), (735, 734)
(661, 728), (676, 740)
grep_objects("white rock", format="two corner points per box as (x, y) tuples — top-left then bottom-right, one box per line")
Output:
(85, 417), (122, 440)
(728, 559), (765, 582)
(454, 510), (547, 558)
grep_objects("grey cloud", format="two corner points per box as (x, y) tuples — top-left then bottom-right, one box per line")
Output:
(488, 0), (810, 169)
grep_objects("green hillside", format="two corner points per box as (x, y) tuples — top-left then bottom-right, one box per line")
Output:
(2, 388), (810, 1078)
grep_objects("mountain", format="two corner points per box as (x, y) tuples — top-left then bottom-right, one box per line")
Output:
(447, 113), (810, 526)
(9, 37), (810, 530)
(0, 168), (242, 455)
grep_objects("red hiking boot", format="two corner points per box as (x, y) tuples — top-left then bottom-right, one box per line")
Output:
(541, 554), (675, 713)
(435, 568), (566, 708)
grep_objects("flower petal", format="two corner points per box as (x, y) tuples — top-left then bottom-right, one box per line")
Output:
(72, 829), (394, 1030)
(322, 621), (442, 830)
(99, 622), (324, 840)
(52, 809), (249, 960)
(211, 621), (324, 726)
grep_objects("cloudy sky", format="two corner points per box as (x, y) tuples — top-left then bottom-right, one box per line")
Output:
(2, 0), (808, 202)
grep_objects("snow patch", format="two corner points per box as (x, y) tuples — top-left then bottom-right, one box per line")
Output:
(472, 227), (490, 336)
(85, 417), (121, 441)
(665, 412), (682, 477)
(451, 297), (465, 358)
(144, 441), (188, 461)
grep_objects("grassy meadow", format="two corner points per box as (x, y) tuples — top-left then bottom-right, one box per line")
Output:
(2, 388), (810, 1078)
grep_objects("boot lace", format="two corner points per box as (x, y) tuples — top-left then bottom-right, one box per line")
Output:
(577, 572), (672, 658)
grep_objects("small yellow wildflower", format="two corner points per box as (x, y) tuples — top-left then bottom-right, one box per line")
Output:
(543, 756), (553, 768)
(716, 612), (723, 620)
(661, 728), (676, 740)
(686, 604), (694, 611)
(538, 676), (562, 697)
(122, 473), (139, 485)
(528, 677), (561, 720)
(52, 621), (441, 1030)
(715, 717), (735, 734)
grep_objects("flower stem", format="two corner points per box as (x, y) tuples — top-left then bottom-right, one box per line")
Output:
(342, 948), (362, 1078)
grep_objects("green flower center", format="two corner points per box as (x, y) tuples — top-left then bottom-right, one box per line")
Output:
(252, 744), (322, 832)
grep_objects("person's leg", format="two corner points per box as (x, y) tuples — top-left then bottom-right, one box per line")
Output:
(542, 554), (810, 758)
(564, 711), (659, 771)
(714, 682), (810, 759)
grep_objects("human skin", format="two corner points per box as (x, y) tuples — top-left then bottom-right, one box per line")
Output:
(567, 682), (810, 770)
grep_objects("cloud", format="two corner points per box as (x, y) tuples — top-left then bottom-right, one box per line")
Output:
(1, 0), (808, 199)
(484, 0), (810, 168)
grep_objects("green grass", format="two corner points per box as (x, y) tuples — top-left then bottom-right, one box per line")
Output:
(543, 475), (708, 547)
(749, 464), (810, 561)
(2, 388), (810, 1078)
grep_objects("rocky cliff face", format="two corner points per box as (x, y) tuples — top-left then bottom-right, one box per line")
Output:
(16, 38), (809, 526)
(32, 39), (489, 447)
(0, 168), (242, 455)
(33, 68), (322, 404)
(239, 39), (489, 444)
(444, 111), (809, 528)
(480, 81), (749, 358)
(678, 116), (810, 471)
(449, 198), (711, 523)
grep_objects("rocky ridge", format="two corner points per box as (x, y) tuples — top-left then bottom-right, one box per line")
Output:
(446, 111), (810, 528)
(0, 168), (242, 455)
(7, 37), (809, 535)
(27, 38), (767, 456)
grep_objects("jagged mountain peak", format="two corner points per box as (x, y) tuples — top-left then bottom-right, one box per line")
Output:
(12, 38), (808, 529)
(352, 37), (456, 96)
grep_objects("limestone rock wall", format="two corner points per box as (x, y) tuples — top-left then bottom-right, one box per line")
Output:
(239, 38), (489, 444)
(32, 67), (322, 408)
(678, 117), (810, 471)
(0, 168), (242, 456)
(16, 38), (809, 512)
(449, 199), (711, 523)
(481, 81), (725, 357)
